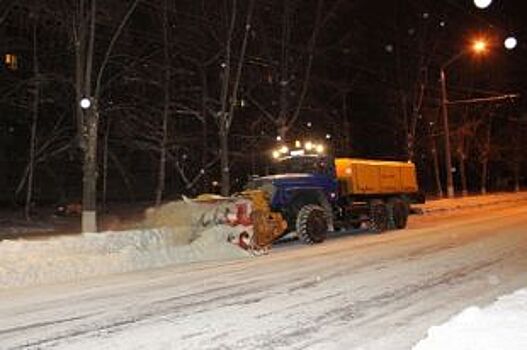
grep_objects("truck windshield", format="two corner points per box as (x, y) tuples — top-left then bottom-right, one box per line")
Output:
(273, 156), (333, 176)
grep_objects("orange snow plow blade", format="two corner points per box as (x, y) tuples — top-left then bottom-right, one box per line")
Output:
(192, 190), (287, 252)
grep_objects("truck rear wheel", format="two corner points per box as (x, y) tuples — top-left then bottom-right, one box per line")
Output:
(368, 200), (388, 233)
(392, 198), (409, 229)
(296, 204), (328, 244)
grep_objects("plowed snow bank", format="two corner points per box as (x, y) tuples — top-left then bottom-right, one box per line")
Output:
(0, 225), (249, 290)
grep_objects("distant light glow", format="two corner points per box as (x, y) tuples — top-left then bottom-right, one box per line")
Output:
(279, 146), (289, 154)
(304, 141), (313, 151)
(272, 151), (280, 159)
(295, 140), (301, 148)
(504, 37), (517, 50)
(276, 135), (282, 141)
(315, 144), (324, 153)
(473, 0), (492, 9)
(325, 133), (332, 140)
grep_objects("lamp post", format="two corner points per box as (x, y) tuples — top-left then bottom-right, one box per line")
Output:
(440, 39), (487, 198)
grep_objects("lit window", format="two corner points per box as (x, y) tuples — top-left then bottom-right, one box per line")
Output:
(5, 54), (17, 70)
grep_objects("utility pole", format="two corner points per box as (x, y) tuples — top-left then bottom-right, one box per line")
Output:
(438, 38), (489, 198)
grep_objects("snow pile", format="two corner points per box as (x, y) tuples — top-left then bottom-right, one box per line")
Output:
(417, 191), (527, 214)
(414, 288), (527, 350)
(141, 197), (248, 241)
(0, 223), (250, 290)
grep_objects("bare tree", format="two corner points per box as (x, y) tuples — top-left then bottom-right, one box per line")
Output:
(24, 14), (40, 219)
(474, 115), (492, 195)
(215, 0), (255, 196)
(247, 0), (340, 141)
(451, 112), (481, 196)
(73, 0), (140, 232)
(154, 0), (171, 206)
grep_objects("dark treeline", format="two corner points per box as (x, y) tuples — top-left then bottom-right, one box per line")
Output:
(1, 0), (525, 225)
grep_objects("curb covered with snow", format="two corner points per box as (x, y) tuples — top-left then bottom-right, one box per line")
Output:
(0, 225), (250, 290)
(413, 288), (527, 350)
(416, 192), (527, 214)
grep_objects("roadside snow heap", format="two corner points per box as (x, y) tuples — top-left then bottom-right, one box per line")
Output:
(0, 197), (254, 290)
(413, 288), (527, 350)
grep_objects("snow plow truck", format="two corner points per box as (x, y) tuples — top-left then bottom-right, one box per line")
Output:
(242, 140), (424, 246)
(186, 140), (423, 253)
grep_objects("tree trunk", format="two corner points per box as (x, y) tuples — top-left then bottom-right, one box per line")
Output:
(513, 162), (520, 192)
(200, 69), (209, 191)
(155, 0), (170, 206)
(81, 0), (97, 233)
(431, 138), (443, 198)
(102, 120), (110, 214)
(217, 0), (236, 197)
(480, 123), (492, 195)
(278, 0), (290, 140)
(79, 0), (140, 232)
(75, 0), (87, 147)
(342, 92), (351, 150)
(25, 19), (39, 221)
(400, 92), (411, 159)
(155, 80), (168, 207)
(481, 160), (488, 195)
(513, 120), (521, 192)
(219, 128), (230, 196)
(458, 152), (468, 197)
(82, 106), (99, 232)
(218, 0), (255, 196)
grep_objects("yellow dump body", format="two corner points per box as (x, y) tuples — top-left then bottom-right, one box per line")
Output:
(335, 158), (418, 196)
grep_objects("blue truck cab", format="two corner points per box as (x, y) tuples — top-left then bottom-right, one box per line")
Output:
(247, 154), (338, 243)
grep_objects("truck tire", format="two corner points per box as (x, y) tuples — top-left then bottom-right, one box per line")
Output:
(296, 204), (328, 244)
(393, 198), (409, 229)
(368, 200), (388, 233)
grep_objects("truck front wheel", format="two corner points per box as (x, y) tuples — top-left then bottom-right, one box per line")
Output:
(296, 205), (328, 244)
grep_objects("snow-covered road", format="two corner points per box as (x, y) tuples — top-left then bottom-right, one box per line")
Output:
(1, 203), (527, 350)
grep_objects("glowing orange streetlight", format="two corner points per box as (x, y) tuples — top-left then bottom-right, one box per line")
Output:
(472, 39), (488, 54)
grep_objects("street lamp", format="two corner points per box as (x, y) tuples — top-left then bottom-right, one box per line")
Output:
(79, 97), (92, 110)
(473, 0), (493, 9)
(504, 36), (517, 50)
(440, 38), (487, 198)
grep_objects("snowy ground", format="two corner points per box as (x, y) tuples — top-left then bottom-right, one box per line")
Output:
(1, 199), (526, 349)
(414, 288), (527, 350)
(1, 192), (525, 291)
